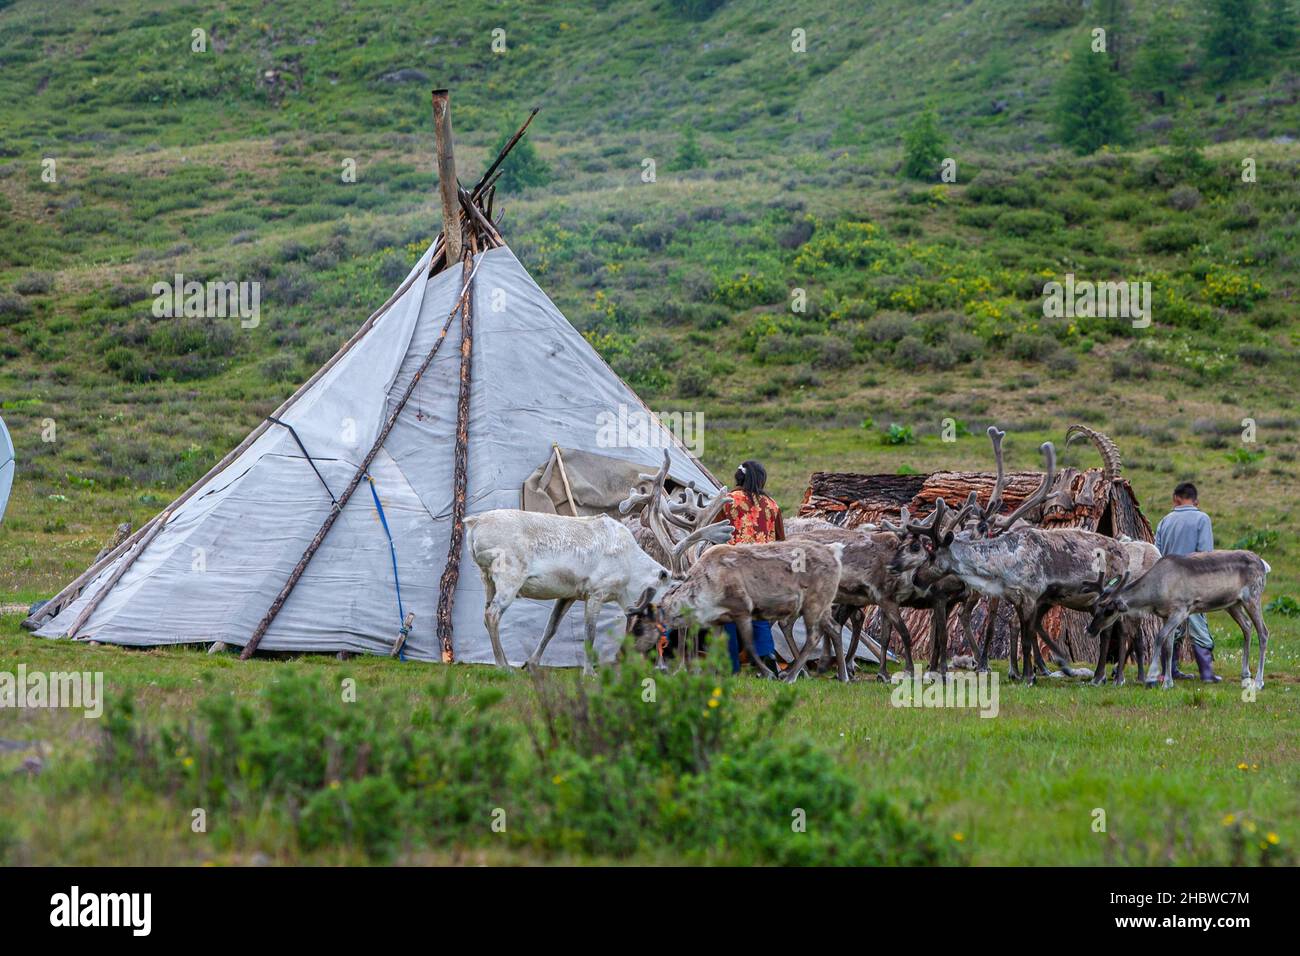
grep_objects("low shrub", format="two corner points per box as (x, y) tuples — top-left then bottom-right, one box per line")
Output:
(14, 272), (54, 294)
(88, 654), (955, 866)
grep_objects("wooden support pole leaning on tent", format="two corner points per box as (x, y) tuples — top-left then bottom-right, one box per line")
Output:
(65, 510), (172, 640)
(435, 253), (476, 664)
(431, 89), (462, 269)
(552, 443), (580, 517)
(240, 258), (483, 660)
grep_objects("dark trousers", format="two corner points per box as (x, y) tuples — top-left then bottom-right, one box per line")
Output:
(723, 620), (774, 674)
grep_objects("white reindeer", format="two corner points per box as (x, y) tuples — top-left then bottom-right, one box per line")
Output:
(465, 509), (728, 672)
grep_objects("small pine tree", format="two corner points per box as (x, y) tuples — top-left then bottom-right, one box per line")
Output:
(1268, 0), (1298, 49)
(668, 128), (708, 171)
(486, 123), (550, 193)
(1133, 20), (1184, 105)
(902, 109), (945, 181)
(1165, 109), (1214, 182)
(1201, 0), (1261, 83)
(1054, 36), (1134, 154)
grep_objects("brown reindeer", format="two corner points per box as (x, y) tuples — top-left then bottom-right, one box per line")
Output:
(1085, 551), (1271, 689)
(628, 540), (847, 681)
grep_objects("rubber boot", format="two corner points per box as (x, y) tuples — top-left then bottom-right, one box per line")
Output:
(1192, 642), (1222, 683)
(1171, 636), (1195, 681)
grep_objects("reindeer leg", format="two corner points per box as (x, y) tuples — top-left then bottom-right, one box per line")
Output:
(783, 618), (820, 683)
(1111, 623), (1128, 686)
(1090, 619), (1112, 686)
(1034, 618), (1089, 679)
(1225, 604), (1251, 687)
(959, 595), (979, 657)
(674, 626), (693, 674)
(875, 615), (894, 682)
(1248, 606), (1268, 686)
(820, 613), (849, 683)
(482, 572), (519, 669)
(1147, 612), (1186, 689)
(978, 597), (998, 674)
(840, 607), (861, 677)
(1005, 602), (1023, 682)
(581, 600), (601, 675)
(1130, 620), (1149, 686)
(926, 600), (951, 678)
(1016, 604), (1039, 686)
(1226, 604), (1252, 687)
(526, 597), (575, 670)
(887, 607), (916, 677)
(1247, 601), (1268, 690)
(775, 620), (798, 666)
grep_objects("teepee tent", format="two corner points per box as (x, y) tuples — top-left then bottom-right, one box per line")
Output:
(25, 97), (716, 667)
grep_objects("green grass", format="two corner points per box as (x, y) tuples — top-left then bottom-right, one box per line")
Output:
(2, 609), (1296, 865)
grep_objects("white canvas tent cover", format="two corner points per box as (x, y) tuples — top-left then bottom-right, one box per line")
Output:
(34, 245), (716, 666)
(0, 415), (13, 525)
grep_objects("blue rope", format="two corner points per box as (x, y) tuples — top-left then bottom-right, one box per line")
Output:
(367, 475), (409, 660)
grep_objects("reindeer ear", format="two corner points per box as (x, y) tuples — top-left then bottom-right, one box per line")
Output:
(942, 531), (954, 546)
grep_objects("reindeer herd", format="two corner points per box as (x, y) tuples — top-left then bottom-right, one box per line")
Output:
(467, 427), (1271, 690)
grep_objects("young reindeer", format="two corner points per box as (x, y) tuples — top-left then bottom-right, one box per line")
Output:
(1085, 551), (1271, 689)
(1083, 536), (1161, 685)
(891, 441), (1137, 684)
(628, 540), (847, 681)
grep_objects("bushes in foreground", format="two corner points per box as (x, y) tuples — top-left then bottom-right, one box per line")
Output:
(91, 651), (955, 865)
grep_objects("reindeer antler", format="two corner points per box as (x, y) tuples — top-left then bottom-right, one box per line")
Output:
(989, 441), (1056, 535)
(983, 426), (1008, 527)
(669, 519), (732, 575)
(1065, 423), (1122, 484)
(904, 497), (949, 545)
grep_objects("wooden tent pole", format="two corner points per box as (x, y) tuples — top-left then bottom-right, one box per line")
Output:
(65, 510), (172, 639)
(552, 444), (580, 517)
(458, 185), (504, 246)
(472, 107), (539, 195)
(431, 89), (462, 269)
(240, 258), (482, 660)
(435, 253), (476, 663)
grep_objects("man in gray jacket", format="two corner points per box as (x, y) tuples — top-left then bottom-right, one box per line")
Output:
(1154, 481), (1221, 682)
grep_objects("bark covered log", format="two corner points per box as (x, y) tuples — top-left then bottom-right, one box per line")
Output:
(435, 254), (475, 663)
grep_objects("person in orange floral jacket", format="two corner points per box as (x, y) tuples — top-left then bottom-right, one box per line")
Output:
(718, 459), (784, 676)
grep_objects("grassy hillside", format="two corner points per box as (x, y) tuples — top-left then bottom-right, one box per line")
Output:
(0, 0), (1296, 606)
